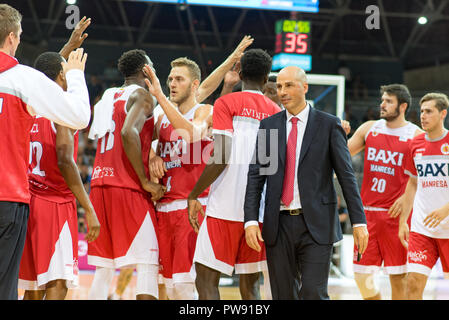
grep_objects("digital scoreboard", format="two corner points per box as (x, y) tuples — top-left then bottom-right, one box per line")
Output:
(137, 0), (319, 13)
(272, 19), (312, 71)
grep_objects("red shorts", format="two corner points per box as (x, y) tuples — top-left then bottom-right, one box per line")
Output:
(193, 216), (267, 276)
(407, 231), (449, 278)
(19, 195), (78, 290)
(353, 210), (408, 275)
(156, 199), (206, 287)
(88, 186), (159, 268)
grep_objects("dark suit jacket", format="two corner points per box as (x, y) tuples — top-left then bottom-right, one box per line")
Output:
(244, 107), (366, 246)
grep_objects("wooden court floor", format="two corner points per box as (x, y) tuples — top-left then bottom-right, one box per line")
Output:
(18, 271), (449, 300)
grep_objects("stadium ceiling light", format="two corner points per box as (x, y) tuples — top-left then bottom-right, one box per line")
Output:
(66, 0), (77, 5)
(418, 16), (428, 25)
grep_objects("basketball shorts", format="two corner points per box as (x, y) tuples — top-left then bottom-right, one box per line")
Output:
(156, 198), (206, 288)
(88, 186), (159, 269)
(193, 216), (267, 276)
(353, 209), (408, 275)
(19, 195), (78, 290)
(407, 231), (449, 279)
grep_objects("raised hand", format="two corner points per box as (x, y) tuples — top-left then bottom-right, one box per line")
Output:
(229, 35), (254, 65)
(67, 16), (91, 49)
(62, 48), (88, 73)
(142, 64), (164, 99)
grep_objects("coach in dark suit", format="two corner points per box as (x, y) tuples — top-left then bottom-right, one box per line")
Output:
(244, 66), (369, 300)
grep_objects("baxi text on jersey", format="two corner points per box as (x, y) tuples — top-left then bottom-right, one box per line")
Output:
(366, 147), (404, 166)
(417, 163), (449, 177)
(159, 139), (187, 158)
(91, 166), (115, 179)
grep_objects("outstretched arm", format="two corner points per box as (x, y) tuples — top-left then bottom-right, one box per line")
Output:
(59, 16), (91, 60)
(143, 65), (212, 143)
(197, 35), (253, 102)
(55, 124), (100, 242)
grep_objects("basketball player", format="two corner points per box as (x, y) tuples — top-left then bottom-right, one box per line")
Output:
(143, 57), (213, 300)
(19, 51), (101, 300)
(0, 4), (91, 299)
(87, 49), (164, 300)
(347, 84), (422, 300)
(390, 93), (449, 299)
(186, 49), (281, 300)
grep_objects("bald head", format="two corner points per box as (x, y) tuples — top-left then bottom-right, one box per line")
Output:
(278, 66), (307, 85)
(276, 66), (309, 115)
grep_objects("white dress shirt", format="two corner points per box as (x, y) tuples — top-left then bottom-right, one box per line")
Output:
(244, 104), (365, 229)
(279, 105), (310, 210)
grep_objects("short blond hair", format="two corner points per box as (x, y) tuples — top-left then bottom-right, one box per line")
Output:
(420, 92), (449, 112)
(0, 4), (22, 47)
(171, 57), (201, 82)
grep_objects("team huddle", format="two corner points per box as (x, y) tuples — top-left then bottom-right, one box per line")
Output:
(1, 4), (449, 301)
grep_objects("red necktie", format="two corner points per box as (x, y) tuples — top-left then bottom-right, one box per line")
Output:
(281, 117), (298, 207)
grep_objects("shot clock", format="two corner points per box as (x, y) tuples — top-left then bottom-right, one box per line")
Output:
(272, 19), (312, 71)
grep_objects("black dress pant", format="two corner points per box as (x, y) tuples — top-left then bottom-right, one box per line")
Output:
(0, 201), (29, 300)
(266, 213), (333, 300)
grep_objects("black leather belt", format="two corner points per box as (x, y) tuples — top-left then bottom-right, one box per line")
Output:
(280, 208), (303, 216)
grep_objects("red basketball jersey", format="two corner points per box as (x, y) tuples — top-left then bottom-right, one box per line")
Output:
(90, 85), (154, 193)
(157, 104), (213, 203)
(360, 119), (419, 209)
(28, 117), (79, 203)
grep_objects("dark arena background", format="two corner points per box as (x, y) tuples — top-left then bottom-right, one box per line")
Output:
(3, 0), (449, 301)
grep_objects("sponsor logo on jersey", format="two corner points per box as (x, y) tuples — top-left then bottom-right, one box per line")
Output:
(416, 163), (449, 177)
(30, 123), (39, 133)
(113, 88), (125, 100)
(371, 130), (378, 137)
(159, 139), (187, 158)
(421, 179), (448, 188)
(165, 159), (182, 170)
(408, 250), (428, 263)
(366, 147), (404, 166)
(441, 143), (449, 155)
(240, 107), (271, 121)
(370, 164), (395, 176)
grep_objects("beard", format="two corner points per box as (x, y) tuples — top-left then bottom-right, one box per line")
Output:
(380, 105), (400, 122)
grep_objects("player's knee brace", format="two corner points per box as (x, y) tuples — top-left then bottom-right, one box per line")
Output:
(88, 267), (115, 300)
(354, 272), (380, 299)
(136, 264), (159, 299)
(172, 283), (196, 300)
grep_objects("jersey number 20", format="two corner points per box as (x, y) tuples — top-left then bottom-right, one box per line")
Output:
(371, 177), (386, 193)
